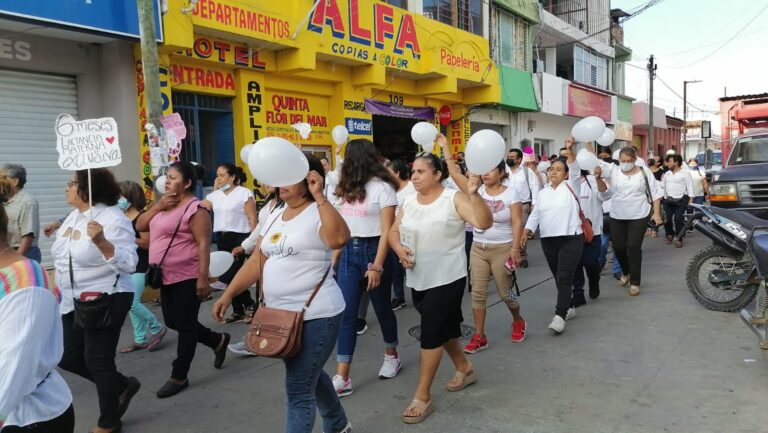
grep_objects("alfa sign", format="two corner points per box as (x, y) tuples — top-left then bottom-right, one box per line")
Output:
(346, 117), (372, 135)
(0, 0), (163, 41)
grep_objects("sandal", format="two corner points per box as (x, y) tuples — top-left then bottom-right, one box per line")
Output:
(618, 275), (630, 287)
(120, 343), (149, 353)
(224, 313), (244, 323)
(447, 364), (477, 392)
(402, 399), (434, 424)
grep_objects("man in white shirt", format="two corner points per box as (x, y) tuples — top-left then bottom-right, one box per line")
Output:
(504, 144), (542, 267)
(322, 145), (344, 200)
(661, 153), (694, 247)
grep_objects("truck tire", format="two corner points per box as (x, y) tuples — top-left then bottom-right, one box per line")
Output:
(686, 245), (758, 312)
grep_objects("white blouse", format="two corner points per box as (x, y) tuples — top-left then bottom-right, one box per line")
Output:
(51, 205), (138, 315)
(0, 288), (72, 429)
(661, 169), (695, 199)
(525, 182), (583, 238)
(207, 186), (254, 233)
(603, 167), (664, 220)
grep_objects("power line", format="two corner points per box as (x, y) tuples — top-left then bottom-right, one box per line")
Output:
(664, 2), (768, 69)
(624, 62), (719, 114)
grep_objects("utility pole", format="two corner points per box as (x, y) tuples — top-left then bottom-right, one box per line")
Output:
(683, 79), (702, 158)
(138, 0), (162, 131)
(647, 55), (657, 158)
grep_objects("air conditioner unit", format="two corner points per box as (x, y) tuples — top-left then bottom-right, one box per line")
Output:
(527, 120), (536, 132)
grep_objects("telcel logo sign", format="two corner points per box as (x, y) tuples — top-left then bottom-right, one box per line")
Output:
(346, 117), (372, 135)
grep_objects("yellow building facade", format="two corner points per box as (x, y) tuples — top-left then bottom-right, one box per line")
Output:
(135, 0), (500, 198)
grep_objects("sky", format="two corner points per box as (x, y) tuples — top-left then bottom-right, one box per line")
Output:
(613, 0), (768, 137)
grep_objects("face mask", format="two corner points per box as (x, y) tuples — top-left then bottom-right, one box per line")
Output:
(117, 196), (130, 211)
(220, 183), (231, 192)
(601, 156), (612, 162)
(689, 164), (698, 170)
(620, 162), (634, 173)
(506, 159), (516, 167)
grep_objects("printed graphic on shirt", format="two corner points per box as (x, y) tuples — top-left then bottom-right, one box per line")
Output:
(265, 231), (300, 258)
(339, 199), (369, 218)
(485, 198), (506, 214)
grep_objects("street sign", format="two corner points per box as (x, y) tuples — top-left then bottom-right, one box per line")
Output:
(702, 120), (712, 138)
(439, 105), (452, 126)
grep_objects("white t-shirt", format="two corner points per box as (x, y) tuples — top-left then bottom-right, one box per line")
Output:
(689, 170), (706, 197)
(395, 182), (416, 214)
(473, 185), (521, 244)
(661, 169), (695, 199)
(335, 179), (397, 237)
(603, 166), (664, 220)
(206, 186), (254, 233)
(259, 204), (345, 321)
(504, 166), (540, 203)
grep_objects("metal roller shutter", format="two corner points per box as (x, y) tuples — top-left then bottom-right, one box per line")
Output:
(0, 69), (78, 267)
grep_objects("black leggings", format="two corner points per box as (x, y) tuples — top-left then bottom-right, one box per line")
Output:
(161, 279), (223, 381)
(540, 235), (583, 318)
(216, 231), (255, 314)
(59, 293), (132, 429)
(610, 215), (651, 286)
(3, 405), (75, 433)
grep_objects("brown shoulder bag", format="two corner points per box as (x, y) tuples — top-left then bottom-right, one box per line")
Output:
(244, 214), (331, 358)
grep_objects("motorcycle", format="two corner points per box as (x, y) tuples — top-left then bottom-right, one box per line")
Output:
(683, 204), (768, 313)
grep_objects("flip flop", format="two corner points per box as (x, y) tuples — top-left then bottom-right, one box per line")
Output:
(401, 399), (434, 424)
(120, 343), (149, 353)
(447, 365), (477, 392)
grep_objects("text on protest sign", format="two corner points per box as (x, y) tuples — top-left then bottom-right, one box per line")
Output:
(56, 114), (121, 170)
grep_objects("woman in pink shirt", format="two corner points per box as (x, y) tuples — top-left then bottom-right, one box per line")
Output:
(136, 161), (229, 399)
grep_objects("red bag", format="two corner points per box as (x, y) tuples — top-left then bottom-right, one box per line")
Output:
(566, 184), (594, 244)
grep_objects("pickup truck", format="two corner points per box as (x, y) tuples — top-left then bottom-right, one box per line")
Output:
(709, 132), (768, 218)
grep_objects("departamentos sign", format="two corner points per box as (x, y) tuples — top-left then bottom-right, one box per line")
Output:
(0, 0), (163, 41)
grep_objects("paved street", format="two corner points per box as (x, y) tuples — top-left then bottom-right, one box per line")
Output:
(67, 233), (768, 433)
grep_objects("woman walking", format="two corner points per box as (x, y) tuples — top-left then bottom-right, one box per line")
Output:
(53, 169), (140, 433)
(333, 139), (401, 397)
(118, 181), (167, 353)
(604, 147), (664, 296)
(385, 159), (415, 310)
(522, 153), (584, 334)
(136, 161), (230, 399)
(439, 139), (527, 349)
(0, 179), (74, 433)
(687, 158), (709, 205)
(213, 155), (352, 433)
(203, 163), (258, 322)
(389, 152), (492, 424)
(571, 165), (610, 304)
(661, 154), (694, 248)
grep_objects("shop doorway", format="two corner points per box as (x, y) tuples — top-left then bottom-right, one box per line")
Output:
(172, 92), (234, 190)
(371, 115), (420, 163)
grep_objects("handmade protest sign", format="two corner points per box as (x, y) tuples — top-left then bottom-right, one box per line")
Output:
(55, 114), (121, 170)
(161, 113), (186, 158)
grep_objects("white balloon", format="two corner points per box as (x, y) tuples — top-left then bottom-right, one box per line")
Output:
(154, 175), (166, 194)
(613, 149), (621, 160)
(571, 116), (606, 142)
(247, 137), (310, 187)
(411, 122), (438, 146)
(421, 141), (435, 154)
(576, 149), (599, 171)
(596, 128), (615, 146)
(240, 144), (253, 162)
(331, 125), (349, 145)
(209, 251), (234, 278)
(465, 129), (506, 175)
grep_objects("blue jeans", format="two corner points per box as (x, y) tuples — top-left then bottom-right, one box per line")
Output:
(128, 273), (163, 344)
(573, 234), (602, 297)
(336, 237), (398, 363)
(693, 196), (705, 205)
(390, 250), (406, 300)
(284, 314), (348, 433)
(23, 245), (41, 263)
(599, 232), (610, 269)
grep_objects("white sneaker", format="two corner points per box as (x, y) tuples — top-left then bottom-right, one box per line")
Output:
(210, 281), (227, 291)
(548, 315), (565, 334)
(332, 374), (353, 397)
(378, 354), (402, 379)
(566, 307), (576, 321)
(324, 422), (352, 433)
(228, 341), (256, 356)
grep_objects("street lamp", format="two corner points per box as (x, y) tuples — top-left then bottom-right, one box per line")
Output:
(683, 79), (702, 156)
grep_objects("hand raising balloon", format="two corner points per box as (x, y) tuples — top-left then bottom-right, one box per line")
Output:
(307, 170), (324, 199)
(467, 174), (482, 195)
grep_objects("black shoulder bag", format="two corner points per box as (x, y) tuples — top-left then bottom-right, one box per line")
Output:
(71, 247), (120, 330)
(146, 200), (196, 289)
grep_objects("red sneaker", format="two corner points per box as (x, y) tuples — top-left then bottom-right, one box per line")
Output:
(463, 334), (488, 354)
(511, 319), (527, 343)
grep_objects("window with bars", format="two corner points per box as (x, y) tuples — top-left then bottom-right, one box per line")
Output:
(573, 45), (608, 89)
(423, 0), (483, 36)
(383, 0), (408, 8)
(494, 9), (530, 70)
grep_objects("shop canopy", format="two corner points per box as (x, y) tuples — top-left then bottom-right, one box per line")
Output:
(364, 98), (435, 120)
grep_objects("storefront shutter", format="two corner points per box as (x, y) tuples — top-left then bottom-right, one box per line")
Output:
(0, 69), (78, 267)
